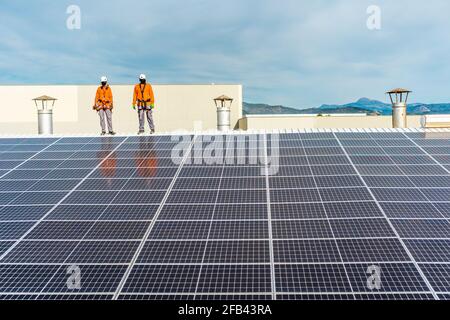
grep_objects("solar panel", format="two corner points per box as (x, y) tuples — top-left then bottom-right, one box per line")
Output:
(0, 129), (449, 301)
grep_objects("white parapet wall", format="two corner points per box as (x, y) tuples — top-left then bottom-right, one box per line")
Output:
(239, 114), (423, 130)
(0, 84), (243, 135)
(421, 115), (450, 128)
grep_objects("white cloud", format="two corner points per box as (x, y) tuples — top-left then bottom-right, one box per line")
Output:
(0, 0), (449, 107)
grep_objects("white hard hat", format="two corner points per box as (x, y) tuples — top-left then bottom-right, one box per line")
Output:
(100, 76), (108, 83)
(139, 74), (146, 80)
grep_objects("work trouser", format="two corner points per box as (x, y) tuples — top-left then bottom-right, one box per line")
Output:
(98, 109), (113, 133)
(138, 109), (155, 131)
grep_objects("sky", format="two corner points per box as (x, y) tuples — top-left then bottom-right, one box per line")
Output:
(0, 0), (450, 109)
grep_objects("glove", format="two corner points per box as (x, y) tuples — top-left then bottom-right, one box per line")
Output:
(150, 104), (155, 109)
(132, 105), (136, 110)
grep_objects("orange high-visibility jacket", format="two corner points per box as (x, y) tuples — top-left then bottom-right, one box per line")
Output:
(133, 83), (155, 107)
(94, 85), (114, 110)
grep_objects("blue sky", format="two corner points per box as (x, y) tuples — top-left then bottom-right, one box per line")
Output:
(1, 0), (450, 108)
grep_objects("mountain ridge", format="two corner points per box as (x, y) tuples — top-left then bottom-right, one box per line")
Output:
(243, 98), (450, 116)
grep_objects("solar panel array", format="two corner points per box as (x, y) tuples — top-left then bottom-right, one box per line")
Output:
(0, 129), (448, 300)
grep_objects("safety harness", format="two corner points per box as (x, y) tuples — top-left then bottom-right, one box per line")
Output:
(137, 83), (153, 110)
(95, 86), (112, 111)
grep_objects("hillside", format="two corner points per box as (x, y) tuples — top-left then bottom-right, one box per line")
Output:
(243, 98), (450, 116)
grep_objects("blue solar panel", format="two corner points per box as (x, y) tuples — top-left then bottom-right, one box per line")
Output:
(43, 265), (127, 293)
(0, 130), (448, 301)
(275, 264), (352, 293)
(345, 263), (430, 293)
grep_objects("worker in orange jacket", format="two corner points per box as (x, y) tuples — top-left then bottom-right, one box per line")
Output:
(132, 74), (155, 135)
(93, 76), (116, 135)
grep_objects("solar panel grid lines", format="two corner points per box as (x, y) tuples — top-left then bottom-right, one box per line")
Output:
(0, 129), (449, 300)
(191, 149), (227, 299)
(0, 137), (130, 262)
(263, 134), (277, 300)
(0, 134), (192, 296)
(0, 138), (63, 181)
(331, 131), (440, 300)
(297, 136), (356, 300)
(111, 135), (198, 300)
(402, 133), (450, 176)
(362, 142), (449, 220)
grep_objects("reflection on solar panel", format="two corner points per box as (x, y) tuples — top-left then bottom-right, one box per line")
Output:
(0, 129), (449, 301)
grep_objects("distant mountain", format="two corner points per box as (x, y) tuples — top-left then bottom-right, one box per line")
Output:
(243, 98), (450, 116)
(243, 103), (305, 115)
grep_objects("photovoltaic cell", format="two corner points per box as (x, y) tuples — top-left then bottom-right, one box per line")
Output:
(149, 221), (211, 240)
(117, 294), (195, 301)
(364, 176), (415, 188)
(2, 241), (77, 263)
(435, 203), (450, 218)
(336, 238), (410, 262)
(42, 265), (128, 293)
(390, 220), (450, 239)
(345, 263), (430, 293)
(404, 240), (450, 262)
(28, 180), (81, 191)
(197, 265), (272, 294)
(0, 206), (52, 221)
(45, 205), (106, 221)
(408, 176), (450, 188)
(319, 187), (373, 202)
(272, 220), (333, 239)
(275, 264), (352, 293)
(323, 202), (383, 218)
(0, 265), (60, 293)
(67, 241), (140, 263)
(138, 241), (206, 263)
(0, 180), (35, 193)
(0, 131), (449, 301)
(273, 240), (341, 263)
(380, 202), (444, 219)
(329, 218), (396, 238)
(209, 221), (269, 240)
(11, 192), (67, 205)
(214, 204), (268, 220)
(420, 264), (450, 292)
(277, 294), (355, 301)
(84, 221), (151, 240)
(35, 294), (114, 301)
(25, 221), (94, 240)
(354, 293), (435, 301)
(270, 189), (321, 203)
(271, 203), (326, 220)
(122, 265), (201, 294)
(371, 188), (428, 202)
(0, 242), (14, 256)
(0, 222), (35, 240)
(202, 240), (270, 263)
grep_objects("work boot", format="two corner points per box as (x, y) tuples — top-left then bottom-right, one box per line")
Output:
(150, 129), (155, 135)
(101, 131), (106, 136)
(137, 130), (145, 135)
(109, 131), (116, 136)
